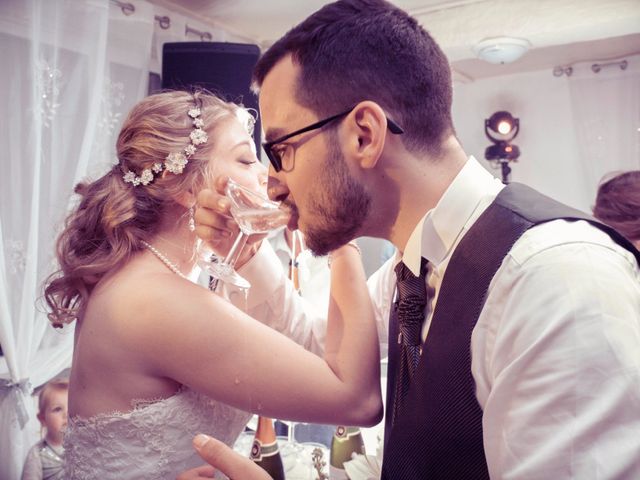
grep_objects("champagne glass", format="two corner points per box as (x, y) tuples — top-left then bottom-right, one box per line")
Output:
(198, 178), (290, 291)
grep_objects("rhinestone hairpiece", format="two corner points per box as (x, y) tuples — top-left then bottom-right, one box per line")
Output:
(122, 105), (208, 186)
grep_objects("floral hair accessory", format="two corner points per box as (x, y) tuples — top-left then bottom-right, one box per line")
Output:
(122, 102), (208, 186)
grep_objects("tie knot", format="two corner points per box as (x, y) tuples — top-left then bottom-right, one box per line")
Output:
(394, 259), (428, 346)
(394, 258), (428, 283)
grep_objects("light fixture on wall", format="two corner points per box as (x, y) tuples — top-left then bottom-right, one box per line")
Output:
(473, 37), (531, 64)
(485, 111), (520, 183)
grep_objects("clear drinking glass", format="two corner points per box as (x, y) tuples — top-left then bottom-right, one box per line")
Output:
(198, 178), (290, 291)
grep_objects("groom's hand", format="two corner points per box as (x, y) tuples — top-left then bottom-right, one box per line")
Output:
(195, 176), (238, 255)
(176, 434), (272, 480)
(176, 464), (216, 479)
(195, 176), (265, 267)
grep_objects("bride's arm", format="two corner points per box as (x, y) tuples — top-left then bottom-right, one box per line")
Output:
(222, 239), (328, 356)
(128, 244), (382, 426)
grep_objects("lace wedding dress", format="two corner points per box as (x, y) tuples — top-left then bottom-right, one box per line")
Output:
(64, 387), (251, 479)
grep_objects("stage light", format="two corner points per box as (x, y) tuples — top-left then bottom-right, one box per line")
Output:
(486, 111), (518, 137)
(497, 121), (511, 135)
(484, 111), (520, 183)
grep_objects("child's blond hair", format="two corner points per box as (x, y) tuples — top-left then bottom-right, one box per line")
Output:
(37, 379), (69, 415)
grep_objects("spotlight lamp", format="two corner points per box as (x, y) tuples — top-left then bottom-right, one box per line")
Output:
(484, 111), (520, 183)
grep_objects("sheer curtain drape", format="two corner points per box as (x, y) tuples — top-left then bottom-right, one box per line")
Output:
(0, 1), (153, 478)
(568, 54), (640, 204)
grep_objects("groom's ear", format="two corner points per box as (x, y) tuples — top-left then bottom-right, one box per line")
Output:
(342, 101), (387, 171)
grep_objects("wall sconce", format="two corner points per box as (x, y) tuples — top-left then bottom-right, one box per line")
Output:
(484, 111), (520, 183)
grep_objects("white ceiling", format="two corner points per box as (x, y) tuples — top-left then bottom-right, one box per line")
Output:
(148, 0), (640, 81)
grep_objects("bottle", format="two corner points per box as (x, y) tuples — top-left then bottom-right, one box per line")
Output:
(286, 228), (304, 294)
(329, 425), (366, 479)
(250, 416), (285, 480)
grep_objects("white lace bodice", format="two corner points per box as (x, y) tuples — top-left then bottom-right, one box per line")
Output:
(64, 388), (251, 479)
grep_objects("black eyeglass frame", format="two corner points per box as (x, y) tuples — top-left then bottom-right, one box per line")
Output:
(262, 105), (405, 172)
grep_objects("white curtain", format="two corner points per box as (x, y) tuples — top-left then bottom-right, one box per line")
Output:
(0, 0), (154, 478)
(567, 54), (640, 207)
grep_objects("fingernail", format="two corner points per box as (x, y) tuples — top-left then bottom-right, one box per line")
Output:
(218, 199), (228, 209)
(194, 434), (211, 449)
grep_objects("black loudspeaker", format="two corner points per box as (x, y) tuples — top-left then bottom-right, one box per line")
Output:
(162, 42), (261, 155)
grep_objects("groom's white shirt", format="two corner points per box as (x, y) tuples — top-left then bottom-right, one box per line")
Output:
(235, 157), (640, 479)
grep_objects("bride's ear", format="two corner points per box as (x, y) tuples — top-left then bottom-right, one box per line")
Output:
(162, 169), (196, 208)
(173, 190), (195, 208)
(173, 184), (196, 209)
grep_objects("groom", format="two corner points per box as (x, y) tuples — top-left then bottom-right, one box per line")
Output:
(195, 0), (640, 477)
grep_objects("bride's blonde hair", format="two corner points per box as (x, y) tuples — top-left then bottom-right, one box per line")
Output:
(44, 90), (254, 326)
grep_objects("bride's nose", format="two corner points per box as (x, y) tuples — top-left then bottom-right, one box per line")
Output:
(258, 161), (268, 187)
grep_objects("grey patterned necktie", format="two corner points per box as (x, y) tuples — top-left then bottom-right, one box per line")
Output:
(392, 258), (428, 423)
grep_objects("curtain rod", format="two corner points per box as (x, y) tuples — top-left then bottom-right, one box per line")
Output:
(185, 25), (212, 41)
(109, 0), (211, 37)
(111, 0), (134, 16)
(591, 59), (627, 73)
(553, 53), (638, 77)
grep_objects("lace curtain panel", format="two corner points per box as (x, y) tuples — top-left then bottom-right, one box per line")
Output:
(0, 1), (154, 478)
(0, 1), (251, 477)
(567, 54), (640, 202)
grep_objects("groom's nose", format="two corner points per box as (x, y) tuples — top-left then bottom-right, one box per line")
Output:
(267, 173), (290, 203)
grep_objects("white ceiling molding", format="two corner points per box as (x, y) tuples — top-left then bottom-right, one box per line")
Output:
(146, 0), (640, 80)
(405, 0), (488, 16)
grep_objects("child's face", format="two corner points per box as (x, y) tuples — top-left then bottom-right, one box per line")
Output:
(39, 389), (68, 443)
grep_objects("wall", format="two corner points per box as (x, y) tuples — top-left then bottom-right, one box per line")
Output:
(452, 67), (591, 211)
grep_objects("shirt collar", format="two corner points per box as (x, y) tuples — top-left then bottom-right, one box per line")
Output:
(401, 157), (504, 275)
(268, 227), (290, 255)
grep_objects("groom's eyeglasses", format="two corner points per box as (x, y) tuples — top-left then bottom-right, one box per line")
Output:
(262, 105), (405, 172)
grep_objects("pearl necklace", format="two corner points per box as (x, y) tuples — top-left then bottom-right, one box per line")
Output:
(141, 240), (188, 279)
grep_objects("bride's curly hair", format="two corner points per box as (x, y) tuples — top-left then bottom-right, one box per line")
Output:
(44, 90), (254, 326)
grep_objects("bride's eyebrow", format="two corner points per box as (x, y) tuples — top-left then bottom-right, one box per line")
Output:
(231, 140), (253, 151)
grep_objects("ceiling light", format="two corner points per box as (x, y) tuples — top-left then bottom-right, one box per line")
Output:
(473, 37), (531, 64)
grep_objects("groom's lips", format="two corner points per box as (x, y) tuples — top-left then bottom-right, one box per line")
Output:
(287, 213), (299, 231)
(286, 205), (299, 231)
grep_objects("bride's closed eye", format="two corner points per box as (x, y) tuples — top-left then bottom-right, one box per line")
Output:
(238, 158), (257, 166)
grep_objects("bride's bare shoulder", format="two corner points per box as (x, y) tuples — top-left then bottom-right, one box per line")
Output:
(87, 266), (217, 328)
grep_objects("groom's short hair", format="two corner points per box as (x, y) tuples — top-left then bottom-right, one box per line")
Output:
(252, 0), (454, 157)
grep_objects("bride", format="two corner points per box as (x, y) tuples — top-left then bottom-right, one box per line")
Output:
(44, 90), (381, 479)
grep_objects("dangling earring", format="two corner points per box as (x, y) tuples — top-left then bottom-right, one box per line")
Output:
(188, 205), (196, 232)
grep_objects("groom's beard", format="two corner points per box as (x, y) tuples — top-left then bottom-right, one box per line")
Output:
(304, 136), (371, 257)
